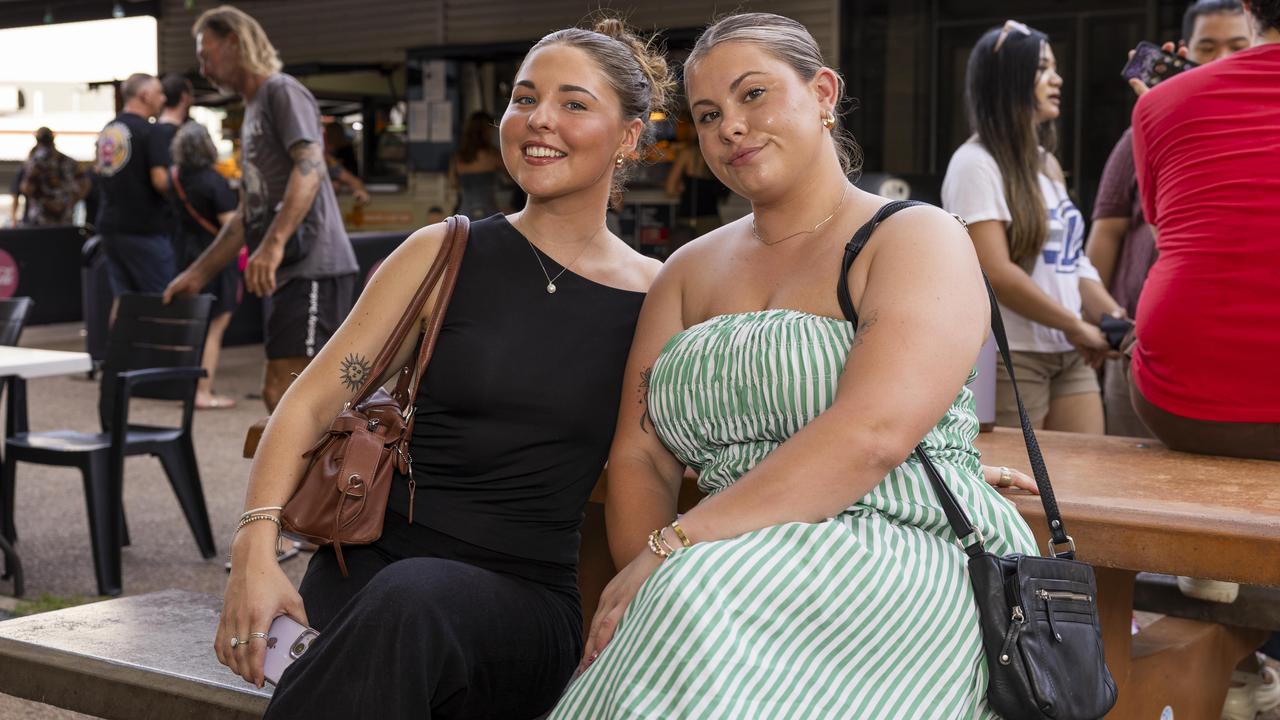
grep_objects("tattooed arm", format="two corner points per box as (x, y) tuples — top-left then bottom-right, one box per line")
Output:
(218, 221), (452, 686)
(603, 263), (688, 567)
(243, 140), (327, 297)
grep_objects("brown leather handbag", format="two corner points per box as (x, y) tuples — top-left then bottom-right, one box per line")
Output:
(281, 215), (470, 575)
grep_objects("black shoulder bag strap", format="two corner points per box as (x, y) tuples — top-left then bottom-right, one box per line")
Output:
(838, 199), (1074, 558)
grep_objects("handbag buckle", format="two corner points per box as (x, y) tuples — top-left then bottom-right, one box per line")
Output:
(1047, 535), (1076, 558)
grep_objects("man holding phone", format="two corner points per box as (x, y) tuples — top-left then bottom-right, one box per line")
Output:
(1085, 0), (1254, 438)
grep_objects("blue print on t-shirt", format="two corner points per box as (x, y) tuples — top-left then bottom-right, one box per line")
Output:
(1040, 198), (1085, 274)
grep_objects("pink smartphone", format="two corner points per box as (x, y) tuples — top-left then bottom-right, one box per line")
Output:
(262, 614), (319, 686)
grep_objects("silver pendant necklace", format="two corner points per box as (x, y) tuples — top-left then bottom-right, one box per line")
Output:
(525, 225), (602, 294)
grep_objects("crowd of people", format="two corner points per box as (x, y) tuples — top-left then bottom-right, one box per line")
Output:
(1, 0), (1276, 716)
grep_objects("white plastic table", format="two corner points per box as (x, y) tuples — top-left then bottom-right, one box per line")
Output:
(0, 345), (93, 595)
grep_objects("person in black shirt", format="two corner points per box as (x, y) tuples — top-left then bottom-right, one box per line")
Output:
(152, 73), (195, 252)
(94, 73), (173, 297)
(217, 16), (671, 720)
(167, 122), (240, 409)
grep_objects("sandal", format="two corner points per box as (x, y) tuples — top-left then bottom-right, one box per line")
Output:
(196, 394), (237, 410)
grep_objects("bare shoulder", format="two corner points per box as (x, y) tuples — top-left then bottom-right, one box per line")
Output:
(662, 216), (746, 274)
(868, 203), (976, 263)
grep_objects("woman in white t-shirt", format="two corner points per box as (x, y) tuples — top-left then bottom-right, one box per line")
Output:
(943, 20), (1123, 433)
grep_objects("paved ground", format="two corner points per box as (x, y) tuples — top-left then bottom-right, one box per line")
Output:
(0, 323), (310, 719)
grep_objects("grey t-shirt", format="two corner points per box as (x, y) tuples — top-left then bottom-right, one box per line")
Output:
(241, 73), (357, 283)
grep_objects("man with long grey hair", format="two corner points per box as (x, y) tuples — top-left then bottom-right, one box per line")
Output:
(164, 4), (358, 412)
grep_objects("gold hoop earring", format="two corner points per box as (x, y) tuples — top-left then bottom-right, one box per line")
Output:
(615, 154), (625, 168)
(822, 112), (836, 130)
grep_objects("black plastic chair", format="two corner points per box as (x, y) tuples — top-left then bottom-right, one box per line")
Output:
(1, 293), (216, 596)
(0, 297), (34, 596)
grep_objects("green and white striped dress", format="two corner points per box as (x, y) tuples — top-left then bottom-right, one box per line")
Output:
(550, 310), (1037, 719)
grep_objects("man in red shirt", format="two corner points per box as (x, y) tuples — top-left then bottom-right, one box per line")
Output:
(1130, 0), (1280, 459)
(1087, 0), (1254, 438)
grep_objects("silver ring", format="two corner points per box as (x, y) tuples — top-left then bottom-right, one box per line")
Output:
(230, 636), (242, 649)
(248, 632), (269, 641)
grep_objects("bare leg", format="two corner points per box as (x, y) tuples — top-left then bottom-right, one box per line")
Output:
(1044, 391), (1105, 434)
(263, 356), (311, 412)
(196, 312), (233, 406)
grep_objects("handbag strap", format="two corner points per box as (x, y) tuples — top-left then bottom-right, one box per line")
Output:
(836, 199), (1073, 558)
(348, 214), (470, 407)
(170, 166), (222, 238)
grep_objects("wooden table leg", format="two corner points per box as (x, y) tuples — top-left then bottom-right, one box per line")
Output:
(1098, 568), (1266, 719)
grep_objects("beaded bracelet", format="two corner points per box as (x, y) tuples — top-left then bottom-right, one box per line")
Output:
(234, 513), (284, 557)
(239, 505), (284, 523)
(647, 528), (673, 559)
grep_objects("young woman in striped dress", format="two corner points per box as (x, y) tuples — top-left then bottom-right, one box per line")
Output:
(549, 13), (1039, 718)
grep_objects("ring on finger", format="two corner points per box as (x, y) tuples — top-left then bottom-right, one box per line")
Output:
(230, 636), (243, 649)
(248, 632), (268, 641)
(998, 466), (1013, 488)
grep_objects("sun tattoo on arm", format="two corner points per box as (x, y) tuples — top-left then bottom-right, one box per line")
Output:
(638, 366), (653, 434)
(339, 353), (372, 393)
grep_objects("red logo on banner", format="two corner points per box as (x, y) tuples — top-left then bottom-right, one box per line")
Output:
(0, 249), (18, 298)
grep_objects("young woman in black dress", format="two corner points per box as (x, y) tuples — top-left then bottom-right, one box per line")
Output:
(214, 19), (669, 719)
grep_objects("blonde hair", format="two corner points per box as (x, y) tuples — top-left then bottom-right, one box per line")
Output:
(686, 13), (862, 176)
(192, 5), (283, 77)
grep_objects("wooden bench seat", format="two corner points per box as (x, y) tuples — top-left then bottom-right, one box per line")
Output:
(0, 589), (268, 720)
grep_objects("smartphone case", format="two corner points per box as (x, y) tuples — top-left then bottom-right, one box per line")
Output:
(262, 614), (319, 686)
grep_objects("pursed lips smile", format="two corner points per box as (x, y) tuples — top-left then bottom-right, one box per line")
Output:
(727, 145), (764, 166)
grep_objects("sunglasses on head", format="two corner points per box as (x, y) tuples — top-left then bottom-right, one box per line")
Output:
(993, 19), (1032, 53)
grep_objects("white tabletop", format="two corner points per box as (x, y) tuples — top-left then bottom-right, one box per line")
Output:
(0, 346), (93, 379)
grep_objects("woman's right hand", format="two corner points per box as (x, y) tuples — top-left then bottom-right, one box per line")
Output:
(214, 523), (309, 688)
(1065, 319), (1115, 368)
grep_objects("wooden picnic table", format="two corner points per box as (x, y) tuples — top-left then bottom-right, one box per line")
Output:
(581, 428), (1279, 720)
(978, 427), (1279, 720)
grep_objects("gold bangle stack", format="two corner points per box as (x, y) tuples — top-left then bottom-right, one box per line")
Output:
(647, 528), (674, 558)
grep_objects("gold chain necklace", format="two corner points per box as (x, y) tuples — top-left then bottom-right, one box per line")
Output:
(523, 224), (603, 294)
(751, 186), (849, 246)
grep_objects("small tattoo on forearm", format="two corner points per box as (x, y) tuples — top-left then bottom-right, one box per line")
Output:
(339, 353), (372, 392)
(638, 366), (653, 433)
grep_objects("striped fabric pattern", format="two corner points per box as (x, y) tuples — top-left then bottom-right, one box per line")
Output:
(550, 310), (1037, 719)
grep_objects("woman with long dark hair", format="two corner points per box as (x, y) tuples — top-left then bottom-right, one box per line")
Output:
(943, 20), (1122, 433)
(449, 111), (506, 220)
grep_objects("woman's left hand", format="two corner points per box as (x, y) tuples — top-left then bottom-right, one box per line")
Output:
(578, 549), (665, 675)
(982, 464), (1038, 494)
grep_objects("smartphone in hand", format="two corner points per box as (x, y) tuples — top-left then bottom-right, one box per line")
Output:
(262, 614), (319, 686)
(1122, 41), (1198, 88)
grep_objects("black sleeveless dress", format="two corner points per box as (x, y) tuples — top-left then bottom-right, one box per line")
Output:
(265, 214), (645, 720)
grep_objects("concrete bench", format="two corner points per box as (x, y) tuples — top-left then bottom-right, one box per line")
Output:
(0, 589), (268, 719)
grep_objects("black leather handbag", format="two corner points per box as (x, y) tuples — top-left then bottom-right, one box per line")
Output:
(838, 200), (1118, 720)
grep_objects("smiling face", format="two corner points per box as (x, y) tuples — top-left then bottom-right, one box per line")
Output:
(1032, 43), (1063, 124)
(684, 42), (837, 204)
(499, 44), (641, 203)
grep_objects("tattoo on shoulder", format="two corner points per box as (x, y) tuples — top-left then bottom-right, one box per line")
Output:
(339, 353), (372, 392)
(852, 310), (879, 348)
(638, 366), (653, 434)
(289, 141), (326, 177)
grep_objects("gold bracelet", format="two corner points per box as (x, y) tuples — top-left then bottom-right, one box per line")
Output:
(235, 514), (284, 556)
(669, 520), (692, 548)
(239, 506), (284, 523)
(647, 529), (671, 559)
